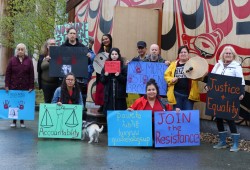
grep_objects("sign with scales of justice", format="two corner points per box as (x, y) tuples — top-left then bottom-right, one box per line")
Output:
(38, 104), (83, 139)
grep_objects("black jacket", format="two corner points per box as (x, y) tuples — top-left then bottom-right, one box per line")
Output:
(100, 64), (127, 101)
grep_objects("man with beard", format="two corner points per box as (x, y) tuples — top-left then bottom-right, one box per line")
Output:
(145, 44), (170, 65)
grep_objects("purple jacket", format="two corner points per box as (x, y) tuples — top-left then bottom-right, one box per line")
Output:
(5, 56), (34, 90)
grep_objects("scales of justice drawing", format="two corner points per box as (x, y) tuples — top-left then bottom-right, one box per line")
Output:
(40, 105), (79, 129)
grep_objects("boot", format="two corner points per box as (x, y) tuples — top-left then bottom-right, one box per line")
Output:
(213, 131), (227, 149)
(230, 133), (240, 152)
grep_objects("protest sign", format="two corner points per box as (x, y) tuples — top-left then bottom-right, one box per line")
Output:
(205, 73), (242, 120)
(126, 61), (167, 95)
(154, 110), (200, 147)
(49, 46), (88, 77)
(54, 22), (88, 46)
(38, 104), (83, 139)
(0, 90), (35, 120)
(104, 61), (121, 73)
(108, 110), (152, 146)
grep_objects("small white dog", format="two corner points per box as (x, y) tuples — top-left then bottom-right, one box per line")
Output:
(82, 121), (104, 143)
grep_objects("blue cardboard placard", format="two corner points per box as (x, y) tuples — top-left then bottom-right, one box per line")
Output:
(0, 90), (35, 120)
(38, 104), (83, 139)
(126, 61), (168, 95)
(108, 110), (152, 147)
(154, 110), (200, 147)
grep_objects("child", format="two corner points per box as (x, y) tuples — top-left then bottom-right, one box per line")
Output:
(100, 48), (127, 116)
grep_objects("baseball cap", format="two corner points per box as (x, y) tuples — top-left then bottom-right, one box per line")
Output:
(137, 41), (147, 48)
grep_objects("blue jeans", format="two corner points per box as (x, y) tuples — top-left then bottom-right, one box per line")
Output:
(173, 91), (194, 110)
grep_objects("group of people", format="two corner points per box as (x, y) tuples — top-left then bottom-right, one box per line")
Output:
(4, 27), (245, 152)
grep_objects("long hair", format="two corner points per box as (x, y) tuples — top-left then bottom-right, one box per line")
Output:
(60, 72), (81, 104)
(106, 47), (124, 66)
(40, 38), (55, 56)
(14, 43), (28, 56)
(98, 34), (112, 53)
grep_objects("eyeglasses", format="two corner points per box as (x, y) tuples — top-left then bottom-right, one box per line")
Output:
(66, 79), (75, 82)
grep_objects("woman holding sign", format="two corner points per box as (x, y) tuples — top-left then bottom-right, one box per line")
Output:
(164, 46), (200, 111)
(51, 72), (83, 106)
(5, 43), (34, 128)
(205, 46), (245, 152)
(100, 48), (127, 116)
(128, 79), (172, 141)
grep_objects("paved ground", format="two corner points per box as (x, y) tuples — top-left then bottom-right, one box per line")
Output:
(0, 111), (250, 170)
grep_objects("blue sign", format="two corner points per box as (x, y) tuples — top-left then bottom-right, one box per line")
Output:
(154, 110), (200, 147)
(126, 61), (168, 95)
(0, 90), (35, 120)
(107, 110), (152, 147)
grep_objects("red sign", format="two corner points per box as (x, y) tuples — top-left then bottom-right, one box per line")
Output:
(104, 61), (121, 73)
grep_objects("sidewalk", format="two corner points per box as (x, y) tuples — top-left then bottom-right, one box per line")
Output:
(0, 111), (250, 170)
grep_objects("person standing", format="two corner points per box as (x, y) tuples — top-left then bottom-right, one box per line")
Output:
(87, 36), (96, 81)
(95, 34), (113, 113)
(145, 44), (170, 65)
(100, 48), (127, 116)
(164, 45), (200, 111)
(37, 38), (59, 103)
(132, 41), (148, 61)
(61, 27), (90, 111)
(5, 43), (34, 128)
(205, 46), (245, 152)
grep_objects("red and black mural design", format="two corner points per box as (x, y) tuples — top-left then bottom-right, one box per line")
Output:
(74, 0), (250, 125)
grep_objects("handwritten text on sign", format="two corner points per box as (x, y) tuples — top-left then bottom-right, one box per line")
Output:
(126, 62), (168, 95)
(205, 73), (242, 120)
(54, 22), (88, 46)
(0, 90), (35, 120)
(38, 104), (83, 139)
(105, 61), (121, 73)
(107, 110), (152, 146)
(154, 110), (200, 147)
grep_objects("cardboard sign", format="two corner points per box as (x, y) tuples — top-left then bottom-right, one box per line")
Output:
(54, 22), (88, 46)
(205, 73), (242, 120)
(107, 110), (152, 147)
(49, 46), (88, 77)
(38, 104), (83, 139)
(104, 61), (121, 73)
(126, 61), (168, 95)
(0, 90), (35, 120)
(154, 110), (200, 147)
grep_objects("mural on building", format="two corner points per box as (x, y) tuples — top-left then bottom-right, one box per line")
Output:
(74, 0), (250, 125)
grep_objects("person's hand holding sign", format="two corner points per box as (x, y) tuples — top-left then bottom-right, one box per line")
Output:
(115, 72), (120, 76)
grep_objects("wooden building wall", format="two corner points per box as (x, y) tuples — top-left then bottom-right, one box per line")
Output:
(69, 0), (250, 125)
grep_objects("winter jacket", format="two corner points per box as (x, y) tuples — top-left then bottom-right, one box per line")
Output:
(212, 60), (245, 85)
(5, 56), (34, 90)
(100, 64), (128, 101)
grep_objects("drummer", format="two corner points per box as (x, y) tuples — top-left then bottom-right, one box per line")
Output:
(164, 45), (200, 111)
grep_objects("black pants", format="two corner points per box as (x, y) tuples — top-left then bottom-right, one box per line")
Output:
(42, 83), (59, 103)
(216, 118), (237, 133)
(13, 120), (24, 124)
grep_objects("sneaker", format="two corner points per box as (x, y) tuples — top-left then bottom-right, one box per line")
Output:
(10, 123), (16, 128)
(20, 124), (26, 128)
